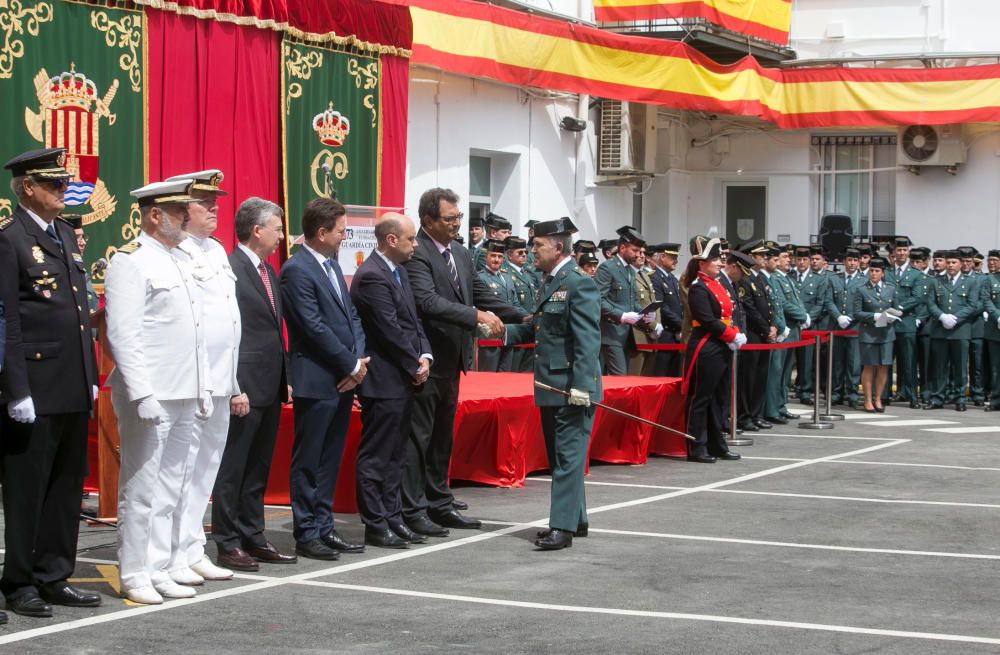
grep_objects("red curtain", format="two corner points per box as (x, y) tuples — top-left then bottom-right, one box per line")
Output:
(146, 8), (282, 266)
(379, 55), (409, 208)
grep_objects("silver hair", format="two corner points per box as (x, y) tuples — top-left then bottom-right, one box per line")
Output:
(234, 196), (283, 242)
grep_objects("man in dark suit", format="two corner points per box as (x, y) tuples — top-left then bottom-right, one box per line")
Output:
(211, 197), (297, 572)
(649, 243), (683, 376)
(352, 213), (433, 549)
(0, 148), (100, 618)
(402, 188), (527, 536)
(279, 197), (368, 560)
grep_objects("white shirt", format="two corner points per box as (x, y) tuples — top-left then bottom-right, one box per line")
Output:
(238, 242), (261, 269)
(104, 232), (211, 401)
(549, 255), (574, 278)
(23, 205), (52, 232)
(374, 249), (396, 273)
(179, 236), (241, 396)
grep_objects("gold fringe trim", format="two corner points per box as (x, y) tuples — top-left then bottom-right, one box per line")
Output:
(131, 0), (411, 57)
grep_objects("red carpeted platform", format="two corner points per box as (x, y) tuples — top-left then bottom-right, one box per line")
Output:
(87, 372), (686, 514)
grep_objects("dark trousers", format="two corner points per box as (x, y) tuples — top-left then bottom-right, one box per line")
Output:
(512, 347), (533, 373)
(917, 333), (932, 402)
(796, 343), (814, 398)
(403, 375), (459, 521)
(738, 346), (769, 421)
(211, 400), (283, 551)
(357, 394), (413, 530)
(600, 343), (630, 376)
(654, 333), (682, 377)
(685, 339), (731, 458)
(539, 405), (593, 532)
(289, 393), (353, 542)
(987, 340), (1000, 409)
(929, 338), (969, 406)
(1, 412), (88, 599)
(478, 345), (512, 372)
(894, 332), (918, 401)
(832, 336), (860, 401)
(969, 338), (985, 402)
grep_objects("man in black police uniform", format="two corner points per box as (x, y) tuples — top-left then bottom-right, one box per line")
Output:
(734, 247), (775, 431)
(0, 148), (100, 618)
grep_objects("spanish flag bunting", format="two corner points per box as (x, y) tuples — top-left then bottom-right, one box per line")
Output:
(592, 0), (792, 46)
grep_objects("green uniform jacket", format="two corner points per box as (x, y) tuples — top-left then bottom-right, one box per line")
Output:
(982, 273), (1000, 342)
(506, 261), (603, 406)
(762, 271), (786, 333)
(595, 256), (639, 347)
(478, 268), (517, 305)
(828, 271), (865, 324)
(503, 263), (537, 314)
(893, 265), (925, 334)
(798, 270), (831, 328)
(775, 271), (808, 328)
(852, 282), (897, 344)
(969, 272), (986, 339)
(928, 273), (981, 340)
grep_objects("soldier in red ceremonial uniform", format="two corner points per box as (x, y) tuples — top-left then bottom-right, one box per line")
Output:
(681, 236), (747, 464)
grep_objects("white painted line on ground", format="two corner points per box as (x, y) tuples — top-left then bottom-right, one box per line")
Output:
(0, 440), (909, 645)
(742, 456), (809, 462)
(710, 489), (1000, 509)
(843, 414), (899, 420)
(292, 580), (1000, 647)
(760, 432), (895, 441)
(825, 459), (1000, 473)
(923, 427), (1000, 434)
(586, 528), (1000, 561)
(854, 419), (958, 427)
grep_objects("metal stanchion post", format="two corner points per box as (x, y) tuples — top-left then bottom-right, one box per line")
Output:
(799, 333), (834, 430)
(728, 348), (753, 447)
(820, 330), (845, 421)
(473, 338), (480, 372)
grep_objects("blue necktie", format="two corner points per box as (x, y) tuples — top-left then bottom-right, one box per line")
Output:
(45, 223), (62, 250)
(323, 259), (343, 304)
(393, 267), (401, 286)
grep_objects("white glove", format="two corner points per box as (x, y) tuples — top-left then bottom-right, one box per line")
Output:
(776, 327), (790, 343)
(836, 315), (852, 329)
(643, 312), (656, 324)
(997, 317), (1000, 329)
(916, 319), (922, 329)
(727, 332), (748, 351)
(885, 313), (901, 324)
(136, 396), (165, 425)
(196, 393), (213, 421)
(940, 314), (958, 330)
(620, 312), (641, 325)
(653, 324), (664, 338)
(802, 315), (811, 329)
(985, 312), (989, 321)
(92, 385), (99, 401)
(8, 397), (36, 423)
(874, 313), (887, 328)
(568, 388), (591, 407)
(885, 307), (903, 319)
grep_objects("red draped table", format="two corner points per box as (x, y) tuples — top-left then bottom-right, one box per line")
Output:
(86, 373), (686, 513)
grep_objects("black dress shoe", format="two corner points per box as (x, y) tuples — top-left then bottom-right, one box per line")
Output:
(245, 542), (297, 563)
(7, 591), (52, 617)
(451, 499), (469, 511)
(218, 547), (260, 571)
(765, 415), (788, 425)
(737, 420), (759, 432)
(752, 419), (772, 429)
(39, 582), (101, 608)
(779, 410), (797, 420)
(534, 528), (573, 550)
(389, 522), (428, 544)
(430, 509), (482, 530)
(537, 523), (588, 538)
(406, 515), (449, 538)
(798, 395), (814, 405)
(364, 527), (409, 549)
(974, 400), (984, 407)
(322, 530), (365, 554)
(956, 403), (967, 412)
(295, 539), (340, 561)
(909, 400), (921, 409)
(924, 403), (943, 410)
(687, 454), (717, 463)
(716, 451), (741, 461)
(0, 610), (6, 624)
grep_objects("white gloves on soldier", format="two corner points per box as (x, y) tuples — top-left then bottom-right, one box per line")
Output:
(940, 314), (958, 330)
(8, 397), (36, 423)
(916, 319), (922, 329)
(803, 315), (811, 329)
(136, 396), (165, 425)
(653, 324), (664, 338)
(776, 327), (790, 343)
(728, 332), (747, 351)
(836, 315), (852, 329)
(196, 393), (213, 421)
(620, 312), (641, 325)
(568, 389), (591, 407)
(874, 313), (888, 328)
(997, 317), (1000, 329)
(643, 312), (656, 324)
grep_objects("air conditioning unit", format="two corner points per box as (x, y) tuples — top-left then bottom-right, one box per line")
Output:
(597, 100), (657, 183)
(897, 124), (966, 168)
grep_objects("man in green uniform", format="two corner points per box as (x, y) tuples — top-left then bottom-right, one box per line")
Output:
(477, 240), (517, 372)
(762, 245), (805, 424)
(828, 247), (865, 407)
(503, 217), (601, 551)
(959, 246), (986, 405)
(888, 237), (923, 407)
(522, 219), (539, 278)
(983, 249), (1000, 412)
(503, 236), (537, 372)
(908, 248), (933, 405)
(474, 214), (512, 272)
(595, 226), (647, 376)
(793, 246), (823, 403)
(926, 250), (980, 411)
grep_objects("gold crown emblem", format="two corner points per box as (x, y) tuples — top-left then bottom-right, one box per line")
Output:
(312, 102), (350, 147)
(48, 64), (98, 111)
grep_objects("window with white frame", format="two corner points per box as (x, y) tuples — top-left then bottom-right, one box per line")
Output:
(814, 135), (896, 240)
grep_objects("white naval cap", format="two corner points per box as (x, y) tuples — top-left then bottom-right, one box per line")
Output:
(165, 169), (227, 196)
(130, 179), (197, 208)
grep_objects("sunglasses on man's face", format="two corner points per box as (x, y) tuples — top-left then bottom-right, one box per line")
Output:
(34, 177), (70, 191)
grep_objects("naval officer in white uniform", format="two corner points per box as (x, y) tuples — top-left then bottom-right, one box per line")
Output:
(166, 170), (248, 586)
(104, 178), (213, 605)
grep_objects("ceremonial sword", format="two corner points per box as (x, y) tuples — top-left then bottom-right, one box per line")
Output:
(533, 381), (696, 441)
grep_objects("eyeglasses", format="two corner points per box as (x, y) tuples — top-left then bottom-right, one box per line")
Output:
(439, 212), (464, 224)
(34, 177), (69, 191)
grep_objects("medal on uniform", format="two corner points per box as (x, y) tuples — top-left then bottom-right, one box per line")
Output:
(32, 245), (45, 263)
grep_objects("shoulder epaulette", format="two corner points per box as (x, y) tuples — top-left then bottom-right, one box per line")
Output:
(209, 235), (223, 245)
(0, 216), (14, 231)
(118, 241), (142, 255)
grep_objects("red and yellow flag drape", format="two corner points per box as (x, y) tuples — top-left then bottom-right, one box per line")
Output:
(592, 0), (792, 45)
(400, 0), (1000, 128)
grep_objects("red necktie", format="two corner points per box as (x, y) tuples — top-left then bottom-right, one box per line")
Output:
(258, 261), (276, 314)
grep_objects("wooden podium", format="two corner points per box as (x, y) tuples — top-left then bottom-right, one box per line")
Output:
(91, 308), (121, 519)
